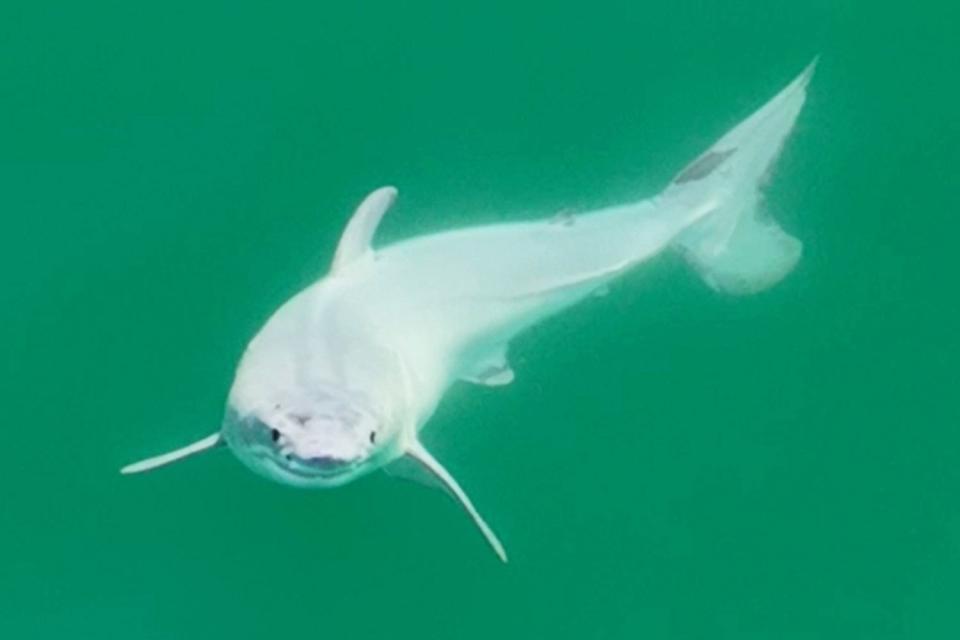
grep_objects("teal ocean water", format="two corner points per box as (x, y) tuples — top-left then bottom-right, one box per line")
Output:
(1, 1), (958, 638)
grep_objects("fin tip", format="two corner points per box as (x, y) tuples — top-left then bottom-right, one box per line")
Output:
(120, 460), (152, 475)
(799, 56), (819, 87)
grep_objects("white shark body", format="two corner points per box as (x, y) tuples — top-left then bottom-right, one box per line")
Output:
(123, 61), (817, 561)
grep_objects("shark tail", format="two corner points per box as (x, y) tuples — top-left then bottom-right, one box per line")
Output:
(667, 59), (816, 295)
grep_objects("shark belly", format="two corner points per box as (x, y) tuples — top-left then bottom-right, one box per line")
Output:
(339, 196), (698, 423)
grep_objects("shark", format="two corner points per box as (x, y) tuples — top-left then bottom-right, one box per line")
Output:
(122, 60), (817, 562)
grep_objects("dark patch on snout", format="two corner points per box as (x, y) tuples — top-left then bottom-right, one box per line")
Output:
(289, 413), (311, 426)
(673, 148), (736, 184)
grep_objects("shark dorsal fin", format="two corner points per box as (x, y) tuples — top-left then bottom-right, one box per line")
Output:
(121, 432), (223, 475)
(331, 186), (397, 273)
(405, 440), (508, 562)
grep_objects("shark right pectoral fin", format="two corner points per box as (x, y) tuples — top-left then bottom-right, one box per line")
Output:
(120, 432), (223, 475)
(402, 441), (508, 563)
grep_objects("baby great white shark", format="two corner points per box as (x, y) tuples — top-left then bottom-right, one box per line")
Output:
(123, 61), (816, 561)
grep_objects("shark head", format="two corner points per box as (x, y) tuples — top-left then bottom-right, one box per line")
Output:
(119, 383), (396, 487)
(120, 185), (509, 559)
(221, 385), (393, 488)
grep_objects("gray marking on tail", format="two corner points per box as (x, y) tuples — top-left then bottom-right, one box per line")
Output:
(673, 148), (736, 184)
(550, 209), (576, 227)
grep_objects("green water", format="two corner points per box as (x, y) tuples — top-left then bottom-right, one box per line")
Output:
(2, 1), (958, 638)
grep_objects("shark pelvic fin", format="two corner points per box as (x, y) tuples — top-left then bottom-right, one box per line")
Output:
(461, 346), (515, 387)
(120, 432), (223, 475)
(405, 440), (508, 562)
(332, 186), (397, 273)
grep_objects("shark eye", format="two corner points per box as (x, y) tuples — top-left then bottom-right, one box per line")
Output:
(270, 428), (281, 443)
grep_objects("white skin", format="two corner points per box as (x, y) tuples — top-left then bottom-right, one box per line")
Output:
(123, 60), (816, 561)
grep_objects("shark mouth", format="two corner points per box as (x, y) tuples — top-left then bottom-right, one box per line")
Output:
(270, 450), (361, 481)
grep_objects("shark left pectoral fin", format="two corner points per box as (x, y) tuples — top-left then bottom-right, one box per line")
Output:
(120, 432), (223, 475)
(404, 441), (508, 563)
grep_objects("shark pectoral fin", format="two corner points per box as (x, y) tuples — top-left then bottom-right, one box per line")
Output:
(385, 454), (449, 494)
(120, 432), (223, 475)
(331, 186), (397, 273)
(405, 441), (508, 563)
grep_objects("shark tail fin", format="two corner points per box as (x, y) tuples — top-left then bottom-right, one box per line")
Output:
(668, 59), (816, 295)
